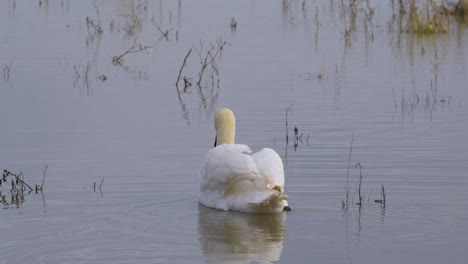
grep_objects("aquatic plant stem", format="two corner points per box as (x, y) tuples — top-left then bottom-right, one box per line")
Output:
(176, 48), (192, 92)
(344, 132), (354, 209)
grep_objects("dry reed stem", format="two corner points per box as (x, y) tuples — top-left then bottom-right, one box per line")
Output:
(112, 44), (152, 65)
(355, 162), (363, 206)
(343, 132), (354, 210)
(176, 48), (192, 93)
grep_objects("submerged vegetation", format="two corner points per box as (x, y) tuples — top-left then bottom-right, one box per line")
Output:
(342, 162), (387, 211)
(403, 0), (450, 33)
(337, 0), (468, 35)
(1, 166), (47, 209)
(395, 0), (468, 34)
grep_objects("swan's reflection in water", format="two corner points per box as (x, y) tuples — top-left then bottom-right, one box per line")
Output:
(198, 205), (287, 264)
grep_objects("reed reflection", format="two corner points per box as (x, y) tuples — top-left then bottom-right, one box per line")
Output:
(198, 205), (287, 264)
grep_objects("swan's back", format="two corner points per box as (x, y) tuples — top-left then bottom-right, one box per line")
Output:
(199, 144), (287, 213)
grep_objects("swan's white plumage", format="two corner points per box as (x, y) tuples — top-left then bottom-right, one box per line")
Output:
(199, 108), (288, 214)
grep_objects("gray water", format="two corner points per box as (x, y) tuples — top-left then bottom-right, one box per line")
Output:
(1, 0), (467, 263)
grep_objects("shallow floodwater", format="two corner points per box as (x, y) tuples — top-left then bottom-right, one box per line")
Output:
(1, 0), (468, 263)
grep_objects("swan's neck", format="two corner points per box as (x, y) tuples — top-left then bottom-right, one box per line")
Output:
(215, 108), (236, 145)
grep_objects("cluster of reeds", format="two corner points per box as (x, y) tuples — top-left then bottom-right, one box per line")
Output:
(342, 135), (386, 211)
(388, 0), (468, 34)
(1, 167), (47, 208)
(175, 37), (229, 107)
(193, 37), (229, 88)
(334, 0), (467, 46)
(280, 105), (311, 166)
(454, 0), (468, 19)
(74, 0), (159, 92)
(394, 83), (451, 121)
(407, 0), (449, 33)
(122, 0), (145, 38)
(293, 126), (310, 151)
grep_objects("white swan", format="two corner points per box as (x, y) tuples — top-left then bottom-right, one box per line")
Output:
(199, 108), (290, 214)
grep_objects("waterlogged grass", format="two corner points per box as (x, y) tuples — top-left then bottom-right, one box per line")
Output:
(402, 0), (468, 34)
(407, 0), (449, 33)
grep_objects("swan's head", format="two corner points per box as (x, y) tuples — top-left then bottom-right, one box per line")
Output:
(214, 108), (236, 146)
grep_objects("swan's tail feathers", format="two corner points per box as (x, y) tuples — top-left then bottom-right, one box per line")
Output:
(249, 192), (288, 206)
(248, 192), (288, 214)
(224, 174), (287, 213)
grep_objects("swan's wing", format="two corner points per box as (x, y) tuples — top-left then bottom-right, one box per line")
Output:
(251, 148), (285, 190)
(200, 144), (257, 193)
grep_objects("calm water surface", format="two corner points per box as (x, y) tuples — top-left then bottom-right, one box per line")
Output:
(1, 0), (467, 263)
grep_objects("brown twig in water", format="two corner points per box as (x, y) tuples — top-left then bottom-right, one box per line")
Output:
(112, 44), (152, 65)
(355, 162), (363, 206)
(197, 52), (211, 87)
(183, 77), (192, 92)
(196, 38), (228, 87)
(293, 126), (300, 151)
(343, 132), (354, 210)
(1, 168), (51, 208)
(176, 48), (192, 93)
(99, 179), (104, 193)
(382, 184), (386, 205)
(2, 170), (34, 193)
(284, 104), (294, 166)
(153, 20), (170, 40)
(375, 184), (387, 206)
(285, 104), (294, 145)
(86, 1), (104, 36)
(84, 62), (92, 89)
(35, 165), (47, 193)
